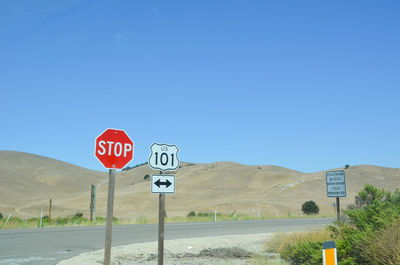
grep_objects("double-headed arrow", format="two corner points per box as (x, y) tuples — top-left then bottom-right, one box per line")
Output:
(155, 179), (172, 188)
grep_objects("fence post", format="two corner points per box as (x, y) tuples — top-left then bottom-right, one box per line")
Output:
(1, 214), (12, 230)
(49, 199), (52, 225)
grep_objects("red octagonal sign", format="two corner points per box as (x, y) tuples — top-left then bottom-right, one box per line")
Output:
(95, 128), (134, 169)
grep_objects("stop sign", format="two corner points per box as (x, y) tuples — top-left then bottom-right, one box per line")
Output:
(95, 128), (134, 169)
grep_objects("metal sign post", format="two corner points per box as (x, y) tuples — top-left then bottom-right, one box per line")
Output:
(326, 170), (347, 220)
(40, 208), (43, 229)
(336, 197), (340, 220)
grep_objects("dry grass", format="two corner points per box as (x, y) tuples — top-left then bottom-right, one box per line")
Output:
(2, 151), (400, 219)
(265, 228), (331, 254)
(249, 256), (289, 265)
(360, 222), (400, 265)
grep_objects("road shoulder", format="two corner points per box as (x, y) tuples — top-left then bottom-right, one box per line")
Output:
(57, 233), (276, 265)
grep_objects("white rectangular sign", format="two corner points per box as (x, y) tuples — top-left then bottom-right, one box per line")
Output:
(151, 175), (175, 194)
(326, 170), (347, 197)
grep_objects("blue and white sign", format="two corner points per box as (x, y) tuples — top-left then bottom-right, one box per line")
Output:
(326, 170), (347, 197)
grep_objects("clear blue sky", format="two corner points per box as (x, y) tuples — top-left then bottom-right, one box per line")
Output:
(1, 0), (399, 172)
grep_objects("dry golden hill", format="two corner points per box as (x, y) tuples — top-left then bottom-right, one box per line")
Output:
(0, 151), (399, 219)
(0, 151), (105, 216)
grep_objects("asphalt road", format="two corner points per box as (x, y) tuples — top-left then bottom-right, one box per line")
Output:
(0, 218), (334, 265)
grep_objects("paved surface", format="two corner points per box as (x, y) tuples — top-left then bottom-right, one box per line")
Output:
(0, 218), (334, 265)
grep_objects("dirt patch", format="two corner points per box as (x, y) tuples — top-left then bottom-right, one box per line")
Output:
(58, 233), (277, 265)
(199, 247), (254, 258)
(131, 247), (255, 264)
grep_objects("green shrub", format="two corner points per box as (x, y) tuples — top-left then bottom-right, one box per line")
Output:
(74, 212), (83, 218)
(278, 185), (400, 265)
(96, 216), (106, 223)
(197, 212), (210, 217)
(280, 240), (323, 265)
(144, 174), (150, 181)
(268, 229), (331, 265)
(301, 201), (319, 215)
(0, 212), (3, 219)
(9, 217), (24, 224)
(54, 217), (69, 225)
(187, 211), (196, 217)
(332, 185), (400, 264)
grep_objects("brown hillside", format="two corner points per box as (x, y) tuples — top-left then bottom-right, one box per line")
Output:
(0, 151), (105, 216)
(0, 151), (399, 219)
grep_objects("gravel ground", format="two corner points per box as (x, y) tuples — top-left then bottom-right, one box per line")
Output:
(57, 233), (279, 265)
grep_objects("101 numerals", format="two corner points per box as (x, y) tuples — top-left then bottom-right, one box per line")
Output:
(154, 152), (175, 167)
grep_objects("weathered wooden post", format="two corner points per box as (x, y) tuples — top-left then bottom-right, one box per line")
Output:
(49, 199), (52, 225)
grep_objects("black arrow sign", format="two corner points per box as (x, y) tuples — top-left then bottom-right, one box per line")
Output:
(155, 179), (172, 188)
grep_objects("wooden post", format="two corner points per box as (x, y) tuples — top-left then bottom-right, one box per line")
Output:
(90, 185), (93, 222)
(104, 169), (116, 265)
(158, 193), (165, 265)
(336, 197), (340, 220)
(93, 185), (97, 224)
(49, 199), (52, 225)
(90, 185), (95, 222)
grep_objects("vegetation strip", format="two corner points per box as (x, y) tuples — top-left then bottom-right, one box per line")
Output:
(266, 185), (400, 265)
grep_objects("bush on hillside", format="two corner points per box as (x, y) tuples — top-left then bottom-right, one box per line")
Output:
(74, 212), (83, 218)
(187, 211), (196, 217)
(197, 212), (211, 217)
(301, 201), (319, 215)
